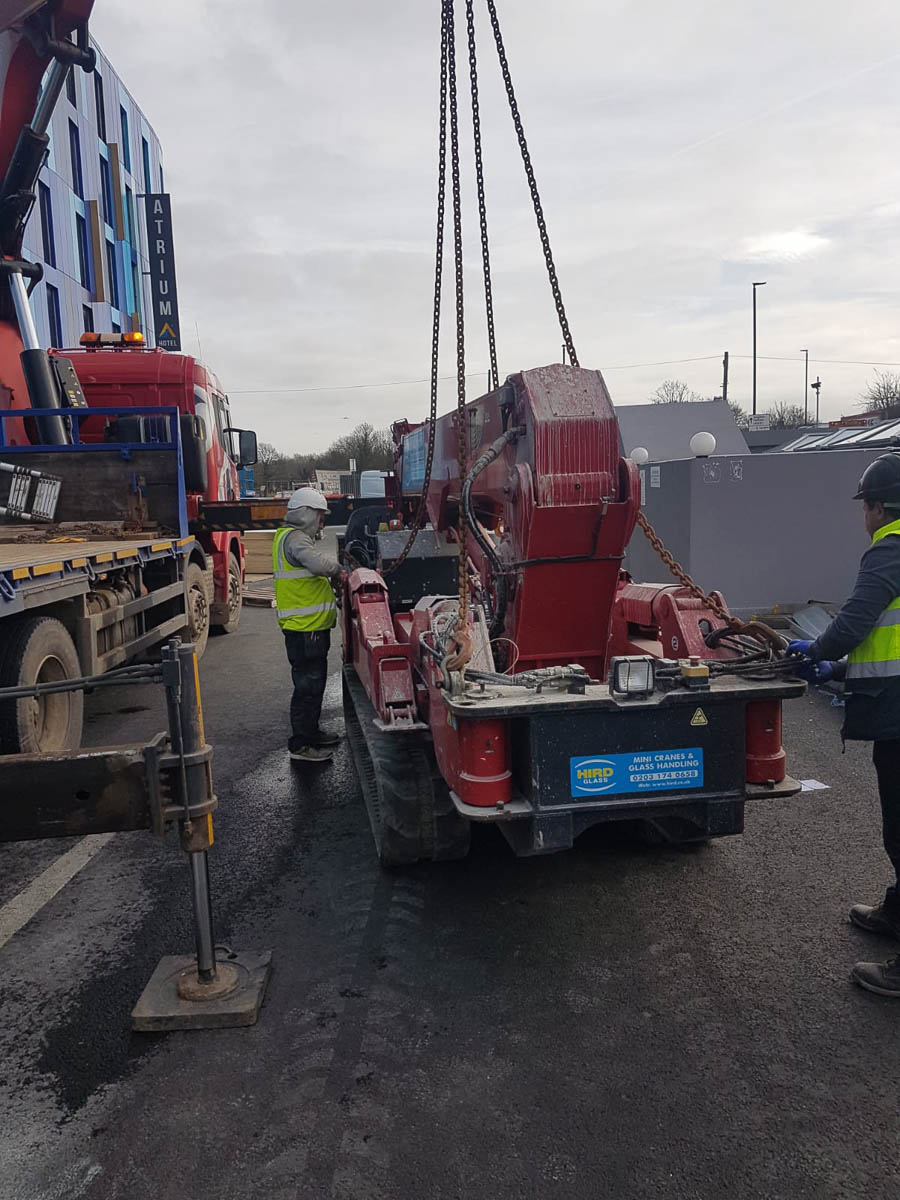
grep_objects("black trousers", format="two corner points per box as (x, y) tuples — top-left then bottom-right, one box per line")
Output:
(873, 740), (900, 911)
(283, 629), (331, 750)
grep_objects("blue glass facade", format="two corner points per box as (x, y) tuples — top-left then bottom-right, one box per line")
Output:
(22, 39), (164, 348)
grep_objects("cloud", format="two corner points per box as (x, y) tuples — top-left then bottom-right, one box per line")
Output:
(735, 230), (830, 264)
(91, 0), (900, 447)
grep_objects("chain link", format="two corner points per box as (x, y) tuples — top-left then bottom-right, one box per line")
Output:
(484, 0), (578, 369)
(383, 2), (450, 578)
(446, 0), (470, 626)
(466, 0), (499, 393)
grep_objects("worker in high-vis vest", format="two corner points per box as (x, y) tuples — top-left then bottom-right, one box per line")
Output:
(274, 487), (345, 763)
(789, 453), (900, 996)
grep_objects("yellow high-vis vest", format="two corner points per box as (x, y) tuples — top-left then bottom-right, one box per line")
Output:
(272, 526), (337, 633)
(846, 517), (900, 683)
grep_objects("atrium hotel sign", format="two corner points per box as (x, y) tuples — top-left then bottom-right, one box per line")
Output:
(143, 193), (181, 351)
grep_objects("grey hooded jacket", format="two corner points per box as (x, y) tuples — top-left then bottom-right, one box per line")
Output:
(281, 507), (342, 579)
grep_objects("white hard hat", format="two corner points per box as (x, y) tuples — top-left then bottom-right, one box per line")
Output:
(287, 486), (329, 512)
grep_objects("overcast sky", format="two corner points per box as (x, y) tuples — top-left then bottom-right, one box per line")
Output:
(93, 0), (900, 452)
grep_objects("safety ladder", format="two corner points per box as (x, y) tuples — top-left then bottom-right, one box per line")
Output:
(0, 461), (62, 521)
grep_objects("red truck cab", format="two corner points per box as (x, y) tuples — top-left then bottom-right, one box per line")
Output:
(54, 338), (254, 632)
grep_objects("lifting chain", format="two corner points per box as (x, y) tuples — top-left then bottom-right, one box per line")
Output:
(383, 1), (450, 577)
(446, 0), (473, 654)
(466, 0), (499, 393)
(390, 0), (576, 622)
(484, 0), (579, 370)
(390, 1), (778, 670)
(636, 511), (786, 654)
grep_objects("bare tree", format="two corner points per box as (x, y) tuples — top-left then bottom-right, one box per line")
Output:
(766, 401), (806, 429)
(323, 423), (394, 472)
(256, 441), (286, 490)
(728, 402), (750, 430)
(859, 370), (900, 417)
(650, 379), (704, 404)
(254, 424), (395, 493)
(257, 441), (281, 466)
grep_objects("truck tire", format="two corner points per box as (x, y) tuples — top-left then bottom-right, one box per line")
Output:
(213, 553), (242, 634)
(181, 561), (211, 658)
(0, 616), (83, 754)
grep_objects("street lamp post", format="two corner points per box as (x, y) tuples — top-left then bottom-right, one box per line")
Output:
(801, 348), (809, 424)
(811, 376), (822, 424)
(752, 281), (766, 415)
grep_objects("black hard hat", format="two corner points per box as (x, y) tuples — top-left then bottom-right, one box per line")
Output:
(854, 453), (900, 502)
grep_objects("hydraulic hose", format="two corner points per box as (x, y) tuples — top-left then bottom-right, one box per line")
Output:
(460, 425), (524, 639)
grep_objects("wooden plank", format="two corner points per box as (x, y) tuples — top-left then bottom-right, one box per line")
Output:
(108, 144), (127, 240)
(0, 539), (157, 571)
(88, 200), (106, 303)
(244, 529), (276, 575)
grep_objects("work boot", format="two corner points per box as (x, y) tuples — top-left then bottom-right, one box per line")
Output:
(848, 902), (900, 938)
(289, 745), (334, 763)
(851, 954), (900, 997)
(308, 727), (342, 747)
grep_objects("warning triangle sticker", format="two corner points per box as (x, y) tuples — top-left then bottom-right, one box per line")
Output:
(690, 708), (708, 727)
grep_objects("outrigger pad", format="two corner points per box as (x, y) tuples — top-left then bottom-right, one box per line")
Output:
(131, 950), (272, 1032)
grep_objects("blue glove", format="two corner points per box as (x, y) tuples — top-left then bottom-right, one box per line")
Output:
(792, 659), (835, 683)
(787, 639), (814, 659)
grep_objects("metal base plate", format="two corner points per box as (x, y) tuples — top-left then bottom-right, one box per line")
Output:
(131, 950), (272, 1032)
(746, 774), (802, 800)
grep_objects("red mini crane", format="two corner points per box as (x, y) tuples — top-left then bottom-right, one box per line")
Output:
(341, 0), (803, 864)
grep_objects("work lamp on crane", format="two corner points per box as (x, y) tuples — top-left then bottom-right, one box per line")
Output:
(609, 655), (657, 697)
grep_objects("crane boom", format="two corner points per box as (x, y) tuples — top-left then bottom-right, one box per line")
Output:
(0, 0), (94, 439)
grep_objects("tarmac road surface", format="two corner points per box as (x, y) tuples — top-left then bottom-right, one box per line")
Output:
(2, 554), (899, 1198)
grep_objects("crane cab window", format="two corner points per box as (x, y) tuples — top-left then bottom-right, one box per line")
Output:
(211, 392), (236, 463)
(192, 387), (211, 446)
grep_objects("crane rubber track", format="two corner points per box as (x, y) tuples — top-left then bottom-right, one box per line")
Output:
(342, 665), (470, 867)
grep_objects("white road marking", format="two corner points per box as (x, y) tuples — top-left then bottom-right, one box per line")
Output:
(0, 834), (114, 950)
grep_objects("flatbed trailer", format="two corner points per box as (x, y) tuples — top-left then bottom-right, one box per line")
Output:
(0, 407), (208, 754)
(0, 533), (194, 670)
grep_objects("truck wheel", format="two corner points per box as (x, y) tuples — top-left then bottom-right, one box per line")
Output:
(182, 561), (211, 658)
(0, 616), (83, 754)
(213, 554), (242, 634)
